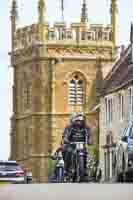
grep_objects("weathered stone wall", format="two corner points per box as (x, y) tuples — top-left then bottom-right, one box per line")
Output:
(10, 51), (52, 182)
(50, 59), (104, 152)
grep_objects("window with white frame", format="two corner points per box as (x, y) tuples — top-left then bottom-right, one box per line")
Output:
(128, 87), (133, 118)
(118, 93), (124, 121)
(105, 97), (113, 126)
(69, 79), (76, 104)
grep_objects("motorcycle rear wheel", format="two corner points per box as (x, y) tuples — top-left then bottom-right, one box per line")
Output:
(57, 167), (64, 183)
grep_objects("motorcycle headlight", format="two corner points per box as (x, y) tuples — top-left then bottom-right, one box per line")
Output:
(128, 145), (133, 152)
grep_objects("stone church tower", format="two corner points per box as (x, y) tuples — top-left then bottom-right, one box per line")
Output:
(10, 0), (118, 182)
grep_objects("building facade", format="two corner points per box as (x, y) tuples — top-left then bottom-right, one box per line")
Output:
(10, 0), (118, 182)
(99, 24), (133, 181)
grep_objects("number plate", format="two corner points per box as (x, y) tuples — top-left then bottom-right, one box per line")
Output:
(1, 172), (7, 176)
(76, 143), (84, 150)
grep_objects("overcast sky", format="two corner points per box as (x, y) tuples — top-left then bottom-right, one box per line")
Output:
(0, 0), (133, 160)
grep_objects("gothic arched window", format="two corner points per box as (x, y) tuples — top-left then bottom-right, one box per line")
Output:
(68, 74), (85, 105)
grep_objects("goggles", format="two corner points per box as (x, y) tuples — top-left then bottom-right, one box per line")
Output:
(75, 116), (84, 121)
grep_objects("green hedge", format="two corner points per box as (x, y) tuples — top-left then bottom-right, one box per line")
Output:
(48, 157), (56, 177)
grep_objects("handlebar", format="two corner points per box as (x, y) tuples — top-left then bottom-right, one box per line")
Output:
(70, 142), (86, 145)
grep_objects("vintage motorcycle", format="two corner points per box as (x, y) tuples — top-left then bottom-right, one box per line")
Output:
(67, 142), (87, 182)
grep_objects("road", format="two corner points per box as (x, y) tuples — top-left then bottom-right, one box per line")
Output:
(0, 184), (132, 200)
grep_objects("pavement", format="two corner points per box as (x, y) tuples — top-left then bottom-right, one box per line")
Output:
(0, 184), (132, 200)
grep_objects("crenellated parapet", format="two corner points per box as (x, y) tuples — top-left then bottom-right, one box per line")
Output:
(14, 22), (113, 51)
(14, 24), (40, 50)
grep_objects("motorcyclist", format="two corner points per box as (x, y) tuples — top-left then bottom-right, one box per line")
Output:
(62, 112), (92, 177)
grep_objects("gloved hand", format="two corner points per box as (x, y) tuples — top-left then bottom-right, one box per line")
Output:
(50, 150), (57, 160)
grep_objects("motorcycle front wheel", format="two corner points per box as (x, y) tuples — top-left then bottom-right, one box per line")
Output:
(77, 156), (85, 182)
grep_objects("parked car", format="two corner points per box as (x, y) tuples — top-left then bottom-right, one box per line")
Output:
(0, 160), (25, 184)
(115, 120), (133, 182)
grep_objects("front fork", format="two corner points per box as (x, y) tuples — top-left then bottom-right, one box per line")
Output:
(77, 151), (86, 173)
(71, 149), (87, 180)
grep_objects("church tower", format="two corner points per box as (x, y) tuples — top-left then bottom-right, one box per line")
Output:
(10, 0), (117, 182)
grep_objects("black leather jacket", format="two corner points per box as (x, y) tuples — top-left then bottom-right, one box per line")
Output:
(62, 125), (91, 145)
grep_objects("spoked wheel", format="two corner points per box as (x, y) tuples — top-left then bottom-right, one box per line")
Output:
(70, 153), (77, 183)
(76, 156), (85, 183)
(117, 172), (124, 182)
(71, 164), (77, 182)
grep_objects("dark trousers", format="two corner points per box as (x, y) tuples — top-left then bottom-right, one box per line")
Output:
(62, 144), (73, 173)
(62, 144), (88, 175)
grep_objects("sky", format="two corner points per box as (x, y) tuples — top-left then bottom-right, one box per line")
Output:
(0, 0), (133, 160)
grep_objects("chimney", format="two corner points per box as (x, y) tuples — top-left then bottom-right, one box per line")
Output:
(120, 45), (125, 58)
